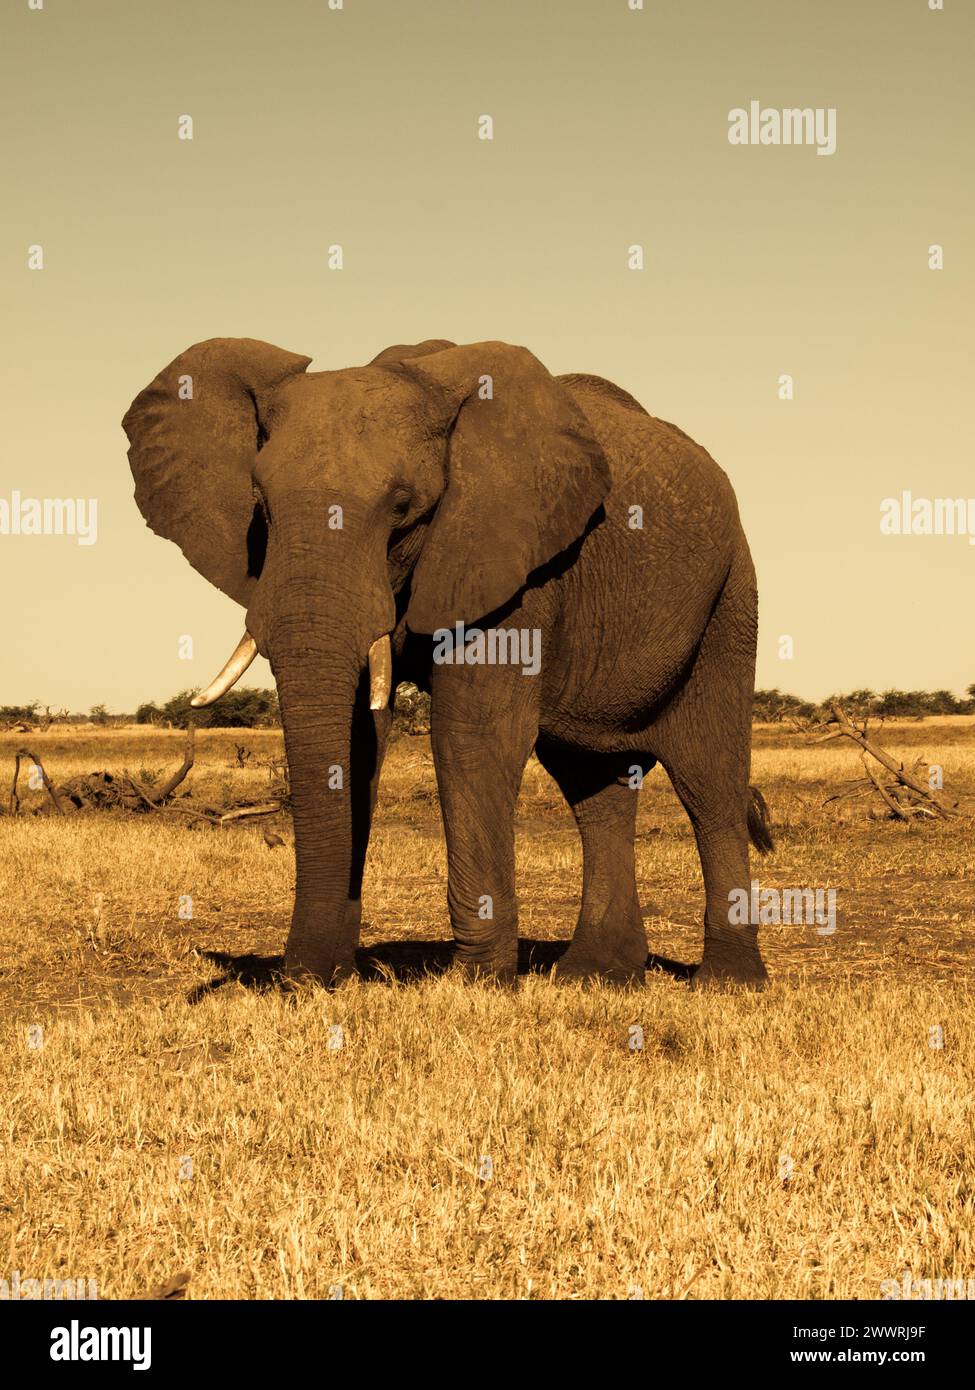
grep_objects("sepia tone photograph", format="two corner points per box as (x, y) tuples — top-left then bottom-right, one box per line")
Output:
(2, 0), (972, 1360)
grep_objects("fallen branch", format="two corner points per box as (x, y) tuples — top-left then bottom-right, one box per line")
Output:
(830, 703), (958, 816)
(7, 722), (288, 829)
(218, 802), (283, 824)
(148, 802), (225, 827)
(150, 724), (196, 802)
(860, 751), (911, 821)
(123, 776), (165, 813)
(9, 751), (22, 815)
(15, 749), (67, 815)
(831, 702), (963, 820)
(795, 702), (970, 824)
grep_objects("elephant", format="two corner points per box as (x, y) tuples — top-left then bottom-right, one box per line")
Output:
(123, 337), (773, 990)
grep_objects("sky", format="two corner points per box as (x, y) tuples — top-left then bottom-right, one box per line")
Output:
(2, 0), (972, 712)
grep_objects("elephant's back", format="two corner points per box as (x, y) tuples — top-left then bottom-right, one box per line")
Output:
(557, 373), (649, 418)
(559, 373), (743, 548)
(540, 374), (747, 733)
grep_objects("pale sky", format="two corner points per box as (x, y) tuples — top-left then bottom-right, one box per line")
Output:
(3, 0), (972, 712)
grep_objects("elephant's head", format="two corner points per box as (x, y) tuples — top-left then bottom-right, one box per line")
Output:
(122, 337), (610, 982)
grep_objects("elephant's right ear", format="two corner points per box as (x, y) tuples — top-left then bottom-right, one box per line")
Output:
(122, 338), (311, 606)
(401, 343), (611, 634)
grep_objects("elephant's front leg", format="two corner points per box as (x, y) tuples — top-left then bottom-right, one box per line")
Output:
(340, 697), (392, 974)
(431, 671), (539, 983)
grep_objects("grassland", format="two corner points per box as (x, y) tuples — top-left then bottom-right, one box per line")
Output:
(0, 719), (973, 1299)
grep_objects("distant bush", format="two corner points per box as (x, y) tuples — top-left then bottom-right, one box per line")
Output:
(752, 690), (817, 722)
(874, 688), (974, 717)
(137, 683), (429, 733)
(0, 702), (40, 724)
(754, 686), (975, 723)
(135, 687), (280, 728)
(393, 682), (431, 735)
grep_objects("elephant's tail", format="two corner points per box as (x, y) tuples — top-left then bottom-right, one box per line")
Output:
(747, 785), (774, 854)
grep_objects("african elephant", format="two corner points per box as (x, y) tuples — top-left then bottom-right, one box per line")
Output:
(123, 338), (772, 989)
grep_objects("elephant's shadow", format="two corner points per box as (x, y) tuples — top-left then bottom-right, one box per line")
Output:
(186, 940), (692, 1002)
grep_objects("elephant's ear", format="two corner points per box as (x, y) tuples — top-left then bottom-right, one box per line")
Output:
(402, 342), (610, 634)
(368, 339), (456, 367)
(122, 338), (311, 606)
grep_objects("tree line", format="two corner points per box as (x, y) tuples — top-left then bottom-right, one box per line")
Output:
(4, 683), (975, 730)
(753, 687), (975, 722)
(0, 688), (279, 729)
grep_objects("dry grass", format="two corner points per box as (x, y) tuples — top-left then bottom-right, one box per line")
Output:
(1, 719), (973, 1299)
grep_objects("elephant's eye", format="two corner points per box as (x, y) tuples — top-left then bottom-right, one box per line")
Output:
(390, 488), (412, 522)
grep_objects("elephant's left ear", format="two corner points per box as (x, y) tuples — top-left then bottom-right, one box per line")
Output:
(403, 342), (610, 634)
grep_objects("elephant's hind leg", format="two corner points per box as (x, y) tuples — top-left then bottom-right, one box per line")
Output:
(650, 563), (769, 989)
(536, 740), (648, 985)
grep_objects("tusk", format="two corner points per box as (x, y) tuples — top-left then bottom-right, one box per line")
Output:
(368, 634), (393, 710)
(191, 632), (258, 708)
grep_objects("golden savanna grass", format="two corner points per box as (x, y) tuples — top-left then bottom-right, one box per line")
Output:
(1, 720), (973, 1299)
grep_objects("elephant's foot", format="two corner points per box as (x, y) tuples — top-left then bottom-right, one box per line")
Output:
(280, 962), (350, 991)
(281, 946), (358, 991)
(554, 942), (646, 988)
(690, 955), (769, 991)
(451, 939), (518, 986)
(282, 908), (362, 990)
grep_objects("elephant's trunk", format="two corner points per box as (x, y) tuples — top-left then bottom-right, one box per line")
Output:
(252, 497), (395, 986)
(274, 643), (361, 985)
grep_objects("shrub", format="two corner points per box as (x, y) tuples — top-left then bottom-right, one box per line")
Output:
(393, 682), (431, 735)
(752, 689), (816, 722)
(132, 688), (279, 728)
(0, 702), (40, 724)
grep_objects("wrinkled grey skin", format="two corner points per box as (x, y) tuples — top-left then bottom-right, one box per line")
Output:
(123, 338), (771, 990)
